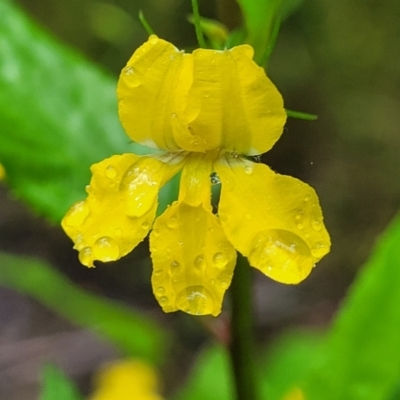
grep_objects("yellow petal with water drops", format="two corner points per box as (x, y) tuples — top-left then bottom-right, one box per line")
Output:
(184, 45), (286, 154)
(62, 154), (181, 267)
(149, 153), (236, 316)
(215, 156), (330, 284)
(150, 202), (236, 316)
(117, 35), (206, 152)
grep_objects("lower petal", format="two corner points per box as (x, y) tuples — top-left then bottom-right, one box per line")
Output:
(149, 202), (236, 317)
(62, 154), (180, 267)
(215, 157), (331, 284)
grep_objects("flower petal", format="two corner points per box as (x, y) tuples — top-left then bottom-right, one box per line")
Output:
(117, 35), (205, 152)
(150, 203), (236, 316)
(215, 156), (331, 284)
(186, 45), (286, 155)
(149, 154), (236, 316)
(62, 154), (181, 267)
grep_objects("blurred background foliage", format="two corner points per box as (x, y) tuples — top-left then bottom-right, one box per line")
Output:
(1, 0), (400, 399)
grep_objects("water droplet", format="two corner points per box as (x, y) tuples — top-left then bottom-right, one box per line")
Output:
(297, 223), (304, 230)
(120, 165), (158, 217)
(153, 269), (162, 276)
(152, 229), (160, 237)
(210, 172), (220, 185)
(93, 236), (120, 262)
(142, 221), (150, 230)
(194, 255), (205, 270)
(176, 285), (214, 315)
(244, 165), (253, 175)
(170, 260), (180, 271)
(212, 252), (229, 268)
(167, 216), (178, 229)
(159, 296), (169, 305)
(218, 280), (229, 289)
(295, 209), (304, 221)
(311, 218), (322, 231)
(114, 228), (122, 236)
(79, 246), (93, 267)
(249, 229), (314, 282)
(245, 213), (252, 221)
(105, 165), (117, 179)
(156, 286), (165, 295)
(304, 232), (310, 239)
(231, 152), (240, 159)
(124, 66), (134, 75)
(208, 227), (214, 233)
(204, 92), (210, 98)
(311, 241), (327, 257)
(64, 200), (89, 227)
(304, 194), (311, 202)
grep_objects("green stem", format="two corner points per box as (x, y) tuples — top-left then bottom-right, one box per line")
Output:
(229, 254), (260, 400)
(286, 109), (318, 121)
(138, 10), (155, 36)
(191, 0), (207, 48)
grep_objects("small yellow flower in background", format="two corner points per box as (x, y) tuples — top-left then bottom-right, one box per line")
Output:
(89, 359), (163, 400)
(283, 387), (306, 400)
(0, 163), (6, 181)
(62, 35), (330, 316)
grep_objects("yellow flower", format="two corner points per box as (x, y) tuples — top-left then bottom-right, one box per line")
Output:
(62, 35), (330, 316)
(89, 359), (164, 400)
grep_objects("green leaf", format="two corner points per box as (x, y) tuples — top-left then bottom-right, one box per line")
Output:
(236, 0), (283, 64)
(0, 0), (146, 221)
(173, 345), (234, 400)
(236, 0), (306, 65)
(302, 212), (400, 400)
(0, 252), (168, 364)
(39, 364), (83, 400)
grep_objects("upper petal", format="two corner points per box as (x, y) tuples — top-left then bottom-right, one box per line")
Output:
(215, 156), (331, 284)
(185, 45), (286, 154)
(62, 154), (181, 267)
(118, 36), (204, 152)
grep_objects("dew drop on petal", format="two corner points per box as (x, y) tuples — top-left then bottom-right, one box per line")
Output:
(64, 200), (89, 227)
(194, 255), (205, 271)
(79, 246), (94, 267)
(159, 296), (169, 305)
(153, 269), (162, 276)
(212, 252), (229, 269)
(210, 172), (221, 185)
(93, 236), (120, 262)
(311, 241), (327, 258)
(105, 165), (117, 179)
(249, 229), (314, 283)
(156, 286), (165, 295)
(170, 260), (180, 271)
(167, 216), (178, 229)
(244, 165), (253, 175)
(141, 221), (150, 230)
(245, 213), (252, 221)
(176, 285), (214, 315)
(304, 194), (311, 202)
(152, 229), (160, 237)
(297, 223), (304, 230)
(311, 218), (322, 231)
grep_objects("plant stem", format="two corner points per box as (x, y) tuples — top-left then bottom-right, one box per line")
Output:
(191, 0), (207, 48)
(229, 254), (260, 400)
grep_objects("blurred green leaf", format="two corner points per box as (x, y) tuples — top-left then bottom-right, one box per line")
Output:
(0, 0), (149, 222)
(301, 212), (400, 400)
(39, 364), (83, 400)
(236, 0), (305, 65)
(173, 345), (234, 400)
(260, 331), (324, 400)
(0, 252), (168, 364)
